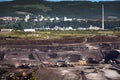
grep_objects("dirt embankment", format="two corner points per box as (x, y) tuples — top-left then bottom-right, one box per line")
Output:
(33, 64), (120, 80)
(0, 35), (120, 45)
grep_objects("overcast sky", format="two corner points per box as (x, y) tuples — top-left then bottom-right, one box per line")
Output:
(46, 0), (117, 2)
(0, 0), (12, 2)
(0, 0), (118, 2)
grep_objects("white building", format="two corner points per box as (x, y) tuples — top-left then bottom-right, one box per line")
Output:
(39, 15), (44, 21)
(24, 14), (30, 22)
(24, 29), (35, 32)
(65, 27), (73, 30)
(1, 29), (13, 32)
(55, 17), (60, 21)
(89, 25), (101, 30)
(64, 17), (72, 21)
(78, 27), (87, 30)
(49, 18), (55, 22)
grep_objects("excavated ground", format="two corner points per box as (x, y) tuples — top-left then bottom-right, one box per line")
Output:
(0, 35), (120, 80)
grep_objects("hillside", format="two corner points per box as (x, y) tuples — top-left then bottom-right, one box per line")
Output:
(0, 0), (120, 18)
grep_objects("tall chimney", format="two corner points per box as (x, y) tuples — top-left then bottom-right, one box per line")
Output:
(102, 4), (104, 30)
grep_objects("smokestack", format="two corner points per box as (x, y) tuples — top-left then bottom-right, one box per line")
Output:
(102, 4), (104, 30)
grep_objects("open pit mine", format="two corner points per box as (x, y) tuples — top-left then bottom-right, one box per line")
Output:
(0, 35), (120, 80)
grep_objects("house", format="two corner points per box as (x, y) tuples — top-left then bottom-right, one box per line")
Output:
(64, 17), (72, 21)
(1, 29), (13, 32)
(24, 29), (35, 32)
(89, 25), (101, 30)
(24, 14), (30, 22)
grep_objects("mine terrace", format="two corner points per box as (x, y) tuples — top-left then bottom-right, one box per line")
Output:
(0, 34), (120, 80)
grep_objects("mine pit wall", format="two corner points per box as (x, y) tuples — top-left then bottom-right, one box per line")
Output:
(0, 35), (120, 45)
(0, 49), (120, 80)
(0, 36), (120, 80)
(33, 68), (67, 80)
(1, 42), (120, 50)
(0, 41), (120, 64)
(34, 64), (120, 80)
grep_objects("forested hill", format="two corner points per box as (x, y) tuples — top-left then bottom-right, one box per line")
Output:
(0, 0), (120, 19)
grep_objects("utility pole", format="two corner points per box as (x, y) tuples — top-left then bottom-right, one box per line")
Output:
(102, 4), (105, 30)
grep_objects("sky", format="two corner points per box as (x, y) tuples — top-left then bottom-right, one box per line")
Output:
(0, 0), (117, 2)
(0, 0), (12, 2)
(46, 0), (116, 2)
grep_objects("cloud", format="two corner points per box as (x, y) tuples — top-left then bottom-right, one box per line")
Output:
(0, 0), (13, 1)
(45, 0), (116, 1)
(46, 0), (88, 1)
(46, 0), (117, 1)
